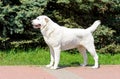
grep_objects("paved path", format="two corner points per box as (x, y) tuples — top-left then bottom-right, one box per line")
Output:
(0, 65), (119, 79)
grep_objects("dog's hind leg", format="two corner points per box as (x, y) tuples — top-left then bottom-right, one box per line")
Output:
(84, 43), (99, 68)
(77, 46), (87, 66)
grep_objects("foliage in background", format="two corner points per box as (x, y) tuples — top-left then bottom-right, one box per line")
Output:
(0, 0), (48, 49)
(0, 0), (120, 53)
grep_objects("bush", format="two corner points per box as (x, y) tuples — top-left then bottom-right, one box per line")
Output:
(0, 0), (119, 53)
(98, 43), (120, 54)
(0, 0), (47, 36)
(0, 0), (48, 49)
(93, 25), (116, 49)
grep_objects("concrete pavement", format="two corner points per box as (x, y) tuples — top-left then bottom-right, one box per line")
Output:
(0, 65), (119, 79)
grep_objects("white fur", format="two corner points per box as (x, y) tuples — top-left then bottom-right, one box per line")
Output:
(32, 15), (101, 69)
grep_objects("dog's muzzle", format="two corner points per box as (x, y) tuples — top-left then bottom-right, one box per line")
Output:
(32, 20), (41, 29)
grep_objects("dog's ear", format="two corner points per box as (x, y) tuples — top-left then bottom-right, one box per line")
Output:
(45, 18), (49, 23)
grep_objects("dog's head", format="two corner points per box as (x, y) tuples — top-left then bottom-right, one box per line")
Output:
(32, 15), (49, 29)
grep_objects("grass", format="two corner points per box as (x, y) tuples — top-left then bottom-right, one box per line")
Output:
(0, 48), (120, 66)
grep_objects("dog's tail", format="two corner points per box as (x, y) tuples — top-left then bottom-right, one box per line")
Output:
(86, 20), (101, 33)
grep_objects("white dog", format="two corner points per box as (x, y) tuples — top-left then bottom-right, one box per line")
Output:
(32, 15), (101, 69)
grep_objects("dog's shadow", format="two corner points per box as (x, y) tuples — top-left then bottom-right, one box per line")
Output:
(59, 62), (95, 69)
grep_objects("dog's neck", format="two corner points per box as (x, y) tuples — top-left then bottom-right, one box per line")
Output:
(40, 24), (47, 31)
(40, 18), (53, 30)
(40, 21), (57, 38)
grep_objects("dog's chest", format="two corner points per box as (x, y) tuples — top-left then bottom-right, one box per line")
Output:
(43, 34), (61, 47)
(43, 36), (53, 45)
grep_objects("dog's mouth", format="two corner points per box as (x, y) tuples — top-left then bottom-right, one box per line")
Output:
(33, 24), (41, 29)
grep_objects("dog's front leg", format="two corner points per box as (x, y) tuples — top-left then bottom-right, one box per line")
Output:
(46, 47), (55, 68)
(50, 47), (61, 70)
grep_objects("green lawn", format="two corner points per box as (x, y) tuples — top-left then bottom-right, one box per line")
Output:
(0, 48), (120, 66)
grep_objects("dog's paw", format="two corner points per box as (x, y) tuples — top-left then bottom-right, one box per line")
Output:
(91, 65), (99, 69)
(50, 66), (59, 70)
